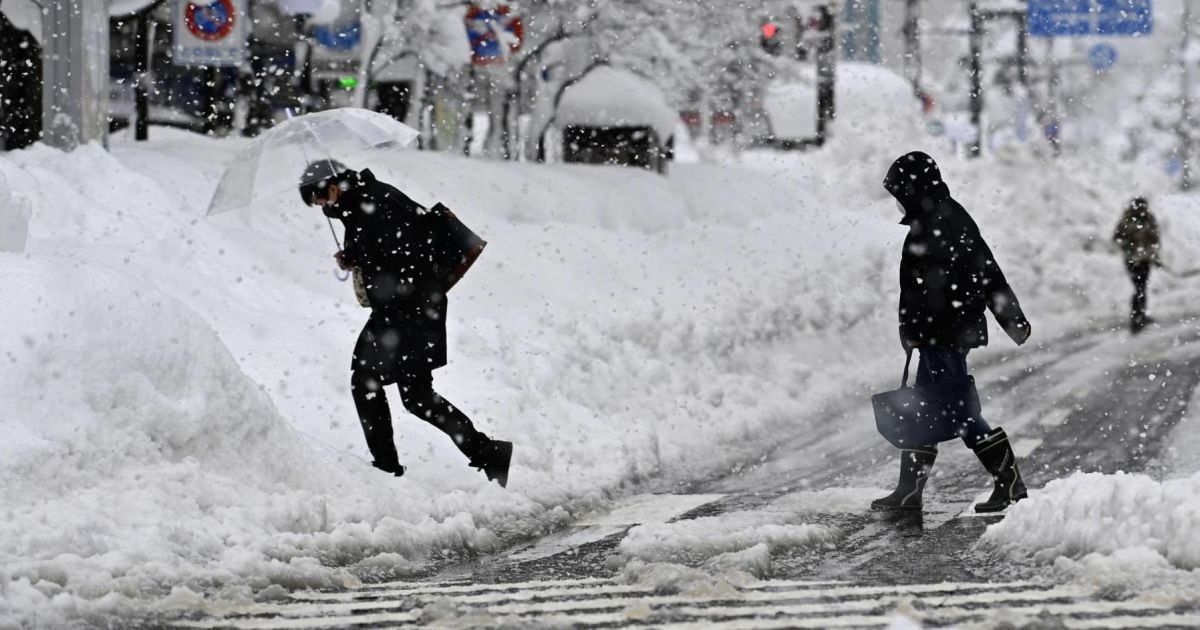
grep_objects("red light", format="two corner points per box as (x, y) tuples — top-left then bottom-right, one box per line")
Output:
(761, 23), (778, 39)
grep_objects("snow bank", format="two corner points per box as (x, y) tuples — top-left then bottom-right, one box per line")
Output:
(0, 171), (31, 252)
(979, 472), (1200, 571)
(0, 257), (525, 626)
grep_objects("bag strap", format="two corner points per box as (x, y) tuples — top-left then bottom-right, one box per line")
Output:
(901, 348), (914, 389)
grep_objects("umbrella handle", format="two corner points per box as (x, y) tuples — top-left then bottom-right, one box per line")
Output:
(335, 268), (350, 282)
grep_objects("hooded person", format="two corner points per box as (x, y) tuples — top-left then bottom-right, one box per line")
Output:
(876, 151), (1032, 513)
(1111, 197), (1160, 333)
(299, 160), (512, 486)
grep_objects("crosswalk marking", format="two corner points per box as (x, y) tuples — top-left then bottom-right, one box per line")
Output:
(171, 577), (1190, 630)
(1062, 614), (1200, 629)
(479, 584), (1078, 617)
(189, 579), (1047, 621)
(176, 597), (1195, 630)
(296, 580), (653, 603)
(354, 576), (607, 593)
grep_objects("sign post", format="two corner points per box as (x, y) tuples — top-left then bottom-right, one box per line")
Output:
(173, 0), (248, 67)
(41, 0), (110, 150)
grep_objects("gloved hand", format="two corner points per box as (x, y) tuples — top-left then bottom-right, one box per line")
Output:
(1008, 320), (1032, 346)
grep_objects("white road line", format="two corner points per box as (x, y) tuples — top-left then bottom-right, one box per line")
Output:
(960, 489), (1001, 518)
(292, 578), (867, 603)
(173, 610), (420, 629)
(190, 580), (1051, 622)
(578, 494), (726, 527)
(1013, 437), (1043, 458)
(504, 524), (627, 563)
(1062, 614), (1200, 629)
(172, 582), (1185, 630)
(654, 600), (1183, 630)
(294, 581), (653, 603)
(478, 583), (1079, 616)
(508, 493), (725, 563)
(663, 591), (1164, 622)
(354, 575), (607, 593)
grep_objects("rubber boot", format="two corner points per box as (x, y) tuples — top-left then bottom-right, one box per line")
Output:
(972, 428), (1028, 513)
(470, 440), (513, 488)
(871, 446), (937, 511)
(371, 459), (406, 477)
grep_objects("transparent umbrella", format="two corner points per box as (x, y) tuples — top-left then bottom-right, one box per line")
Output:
(205, 107), (420, 217)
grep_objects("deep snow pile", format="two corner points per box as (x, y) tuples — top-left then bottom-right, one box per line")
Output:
(980, 472), (1200, 570)
(0, 66), (1194, 625)
(978, 472), (1200, 602)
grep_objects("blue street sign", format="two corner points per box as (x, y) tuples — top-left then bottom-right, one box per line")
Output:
(314, 20), (361, 50)
(1088, 43), (1119, 71)
(1028, 0), (1152, 38)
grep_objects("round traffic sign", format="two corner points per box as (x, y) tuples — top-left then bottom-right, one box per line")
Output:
(1088, 43), (1118, 73)
(185, 0), (237, 42)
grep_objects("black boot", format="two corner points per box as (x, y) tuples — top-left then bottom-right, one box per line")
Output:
(470, 440), (512, 488)
(972, 428), (1027, 513)
(871, 446), (937, 511)
(371, 459), (406, 477)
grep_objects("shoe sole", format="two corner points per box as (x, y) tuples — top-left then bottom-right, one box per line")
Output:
(871, 503), (922, 512)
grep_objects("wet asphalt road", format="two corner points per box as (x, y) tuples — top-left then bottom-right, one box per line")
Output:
(433, 316), (1200, 587)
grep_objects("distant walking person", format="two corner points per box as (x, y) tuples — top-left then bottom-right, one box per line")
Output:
(299, 161), (512, 486)
(1112, 197), (1160, 334)
(874, 151), (1032, 513)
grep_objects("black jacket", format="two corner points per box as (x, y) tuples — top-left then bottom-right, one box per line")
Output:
(884, 152), (1029, 351)
(325, 169), (452, 378)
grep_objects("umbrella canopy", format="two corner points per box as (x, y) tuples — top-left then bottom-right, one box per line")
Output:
(206, 108), (420, 216)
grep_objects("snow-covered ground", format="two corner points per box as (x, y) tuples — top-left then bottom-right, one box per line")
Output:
(2, 68), (1199, 626)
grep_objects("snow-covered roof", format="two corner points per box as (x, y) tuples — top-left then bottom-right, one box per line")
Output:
(555, 66), (677, 141)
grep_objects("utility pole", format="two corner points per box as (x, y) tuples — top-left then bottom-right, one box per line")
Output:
(903, 0), (922, 96)
(134, 10), (151, 141)
(41, 0), (111, 150)
(1179, 0), (1194, 191)
(814, 4), (837, 146)
(967, 1), (983, 158)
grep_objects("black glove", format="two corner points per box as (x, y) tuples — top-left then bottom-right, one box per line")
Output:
(1007, 320), (1032, 346)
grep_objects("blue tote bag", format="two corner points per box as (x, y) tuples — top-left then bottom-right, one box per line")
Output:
(872, 349), (984, 448)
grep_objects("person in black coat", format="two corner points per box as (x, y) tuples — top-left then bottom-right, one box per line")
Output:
(874, 151), (1032, 513)
(1112, 197), (1160, 333)
(299, 161), (511, 486)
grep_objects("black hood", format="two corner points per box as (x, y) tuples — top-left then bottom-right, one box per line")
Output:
(320, 169), (376, 220)
(883, 151), (951, 224)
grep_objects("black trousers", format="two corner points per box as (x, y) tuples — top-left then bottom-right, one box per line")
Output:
(915, 347), (993, 448)
(1128, 262), (1151, 331)
(351, 368), (489, 466)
